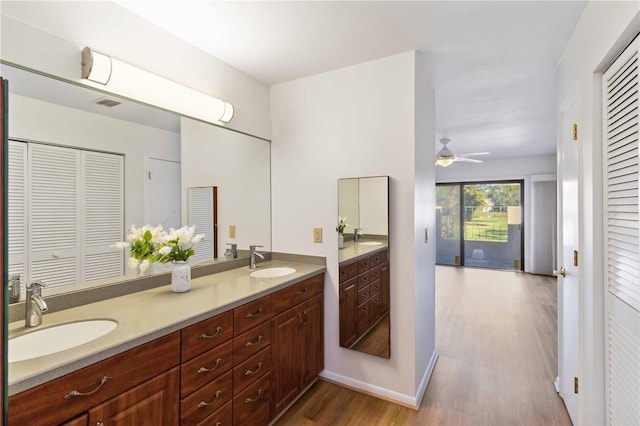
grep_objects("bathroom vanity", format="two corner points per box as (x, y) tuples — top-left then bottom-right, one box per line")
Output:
(7, 261), (325, 426)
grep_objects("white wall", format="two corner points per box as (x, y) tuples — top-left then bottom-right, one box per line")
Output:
(556, 2), (640, 424)
(359, 177), (388, 235)
(0, 3), (270, 139)
(436, 154), (556, 273)
(180, 118), (271, 255)
(8, 93), (180, 235)
(271, 51), (436, 405)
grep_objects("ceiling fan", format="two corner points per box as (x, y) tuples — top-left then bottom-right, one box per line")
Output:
(435, 138), (489, 167)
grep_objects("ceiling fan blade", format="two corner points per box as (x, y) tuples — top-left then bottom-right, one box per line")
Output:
(454, 157), (483, 163)
(457, 152), (489, 157)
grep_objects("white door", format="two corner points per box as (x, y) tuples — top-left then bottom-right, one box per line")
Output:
(603, 37), (639, 426)
(558, 95), (580, 423)
(146, 157), (181, 230)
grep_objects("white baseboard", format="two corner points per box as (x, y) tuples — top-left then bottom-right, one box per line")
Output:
(319, 351), (439, 410)
(554, 376), (560, 393)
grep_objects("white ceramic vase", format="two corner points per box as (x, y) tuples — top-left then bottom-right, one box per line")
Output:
(171, 261), (191, 293)
(338, 233), (344, 249)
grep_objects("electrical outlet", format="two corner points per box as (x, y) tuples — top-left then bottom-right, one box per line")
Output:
(313, 228), (323, 243)
(229, 225), (236, 238)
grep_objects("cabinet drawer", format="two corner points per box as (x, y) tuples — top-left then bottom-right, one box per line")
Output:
(233, 321), (271, 363)
(357, 300), (370, 336)
(233, 346), (271, 393)
(234, 295), (273, 335)
(195, 400), (232, 426)
(357, 270), (371, 289)
(182, 311), (234, 362)
(358, 256), (372, 273)
(370, 249), (388, 267)
(370, 279), (381, 295)
(272, 273), (324, 313)
(181, 370), (233, 426)
(9, 332), (180, 426)
(357, 285), (371, 306)
(339, 261), (358, 282)
(233, 373), (271, 426)
(61, 415), (88, 426)
(370, 293), (383, 324)
(370, 265), (382, 282)
(181, 339), (234, 398)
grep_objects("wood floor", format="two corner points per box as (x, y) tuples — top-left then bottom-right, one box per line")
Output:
(275, 266), (572, 425)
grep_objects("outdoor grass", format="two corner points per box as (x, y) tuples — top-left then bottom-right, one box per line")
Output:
(464, 212), (508, 242)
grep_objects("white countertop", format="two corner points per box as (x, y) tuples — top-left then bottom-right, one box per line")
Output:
(8, 260), (326, 396)
(338, 240), (389, 263)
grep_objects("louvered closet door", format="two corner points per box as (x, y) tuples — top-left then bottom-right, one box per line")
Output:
(187, 186), (215, 263)
(29, 143), (80, 288)
(603, 35), (640, 426)
(82, 151), (124, 282)
(8, 140), (28, 299)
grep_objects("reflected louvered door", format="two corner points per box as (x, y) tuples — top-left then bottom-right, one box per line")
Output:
(82, 151), (124, 282)
(8, 140), (28, 299)
(603, 35), (640, 426)
(187, 186), (215, 263)
(29, 143), (80, 288)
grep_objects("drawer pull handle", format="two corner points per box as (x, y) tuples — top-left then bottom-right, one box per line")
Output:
(302, 309), (309, 326)
(97, 422), (104, 426)
(245, 335), (263, 347)
(245, 308), (264, 318)
(64, 376), (111, 400)
(216, 423), (222, 426)
(245, 389), (263, 404)
(199, 326), (223, 340)
(198, 390), (222, 408)
(297, 287), (307, 295)
(245, 362), (263, 376)
(362, 277), (368, 282)
(198, 358), (222, 374)
(298, 312), (303, 327)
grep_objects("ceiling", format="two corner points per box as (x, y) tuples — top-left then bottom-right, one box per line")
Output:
(114, 1), (586, 159)
(3, 1), (587, 159)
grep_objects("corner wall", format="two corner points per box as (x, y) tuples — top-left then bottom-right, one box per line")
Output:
(271, 51), (436, 404)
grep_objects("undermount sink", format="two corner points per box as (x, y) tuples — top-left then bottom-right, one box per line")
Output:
(9, 319), (118, 363)
(358, 241), (383, 246)
(249, 267), (296, 278)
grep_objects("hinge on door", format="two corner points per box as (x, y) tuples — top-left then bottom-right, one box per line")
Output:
(574, 250), (579, 267)
(147, 171), (151, 180)
(574, 377), (579, 394)
(572, 123), (578, 141)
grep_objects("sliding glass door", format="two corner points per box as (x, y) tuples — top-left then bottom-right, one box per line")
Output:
(436, 181), (524, 271)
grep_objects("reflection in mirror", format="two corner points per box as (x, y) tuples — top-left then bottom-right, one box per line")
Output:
(338, 176), (390, 358)
(1, 63), (271, 303)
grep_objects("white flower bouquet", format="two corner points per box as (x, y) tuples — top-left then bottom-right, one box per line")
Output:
(157, 225), (205, 263)
(112, 224), (165, 274)
(336, 216), (348, 233)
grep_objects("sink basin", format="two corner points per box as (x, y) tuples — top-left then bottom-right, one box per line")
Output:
(358, 241), (383, 246)
(9, 320), (118, 363)
(249, 267), (296, 278)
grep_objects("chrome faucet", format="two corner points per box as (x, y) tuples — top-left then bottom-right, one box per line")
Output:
(249, 245), (264, 269)
(26, 281), (48, 327)
(354, 228), (364, 242)
(226, 243), (238, 259)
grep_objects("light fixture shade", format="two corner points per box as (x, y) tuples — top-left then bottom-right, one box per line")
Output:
(507, 206), (521, 225)
(436, 158), (454, 167)
(81, 47), (234, 123)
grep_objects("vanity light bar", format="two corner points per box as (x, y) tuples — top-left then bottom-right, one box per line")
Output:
(81, 47), (234, 123)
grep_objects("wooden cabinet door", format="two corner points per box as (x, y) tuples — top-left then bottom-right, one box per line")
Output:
(61, 415), (88, 426)
(339, 278), (357, 347)
(381, 262), (390, 314)
(302, 294), (323, 389)
(271, 307), (302, 416)
(88, 367), (179, 426)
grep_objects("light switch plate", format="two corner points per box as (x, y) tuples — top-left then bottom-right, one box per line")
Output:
(229, 225), (236, 238)
(313, 228), (322, 243)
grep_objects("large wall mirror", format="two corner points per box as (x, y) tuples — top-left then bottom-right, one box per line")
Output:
(1, 63), (271, 304)
(338, 176), (390, 358)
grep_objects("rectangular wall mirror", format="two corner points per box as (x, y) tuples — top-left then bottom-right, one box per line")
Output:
(337, 176), (390, 358)
(1, 63), (271, 303)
